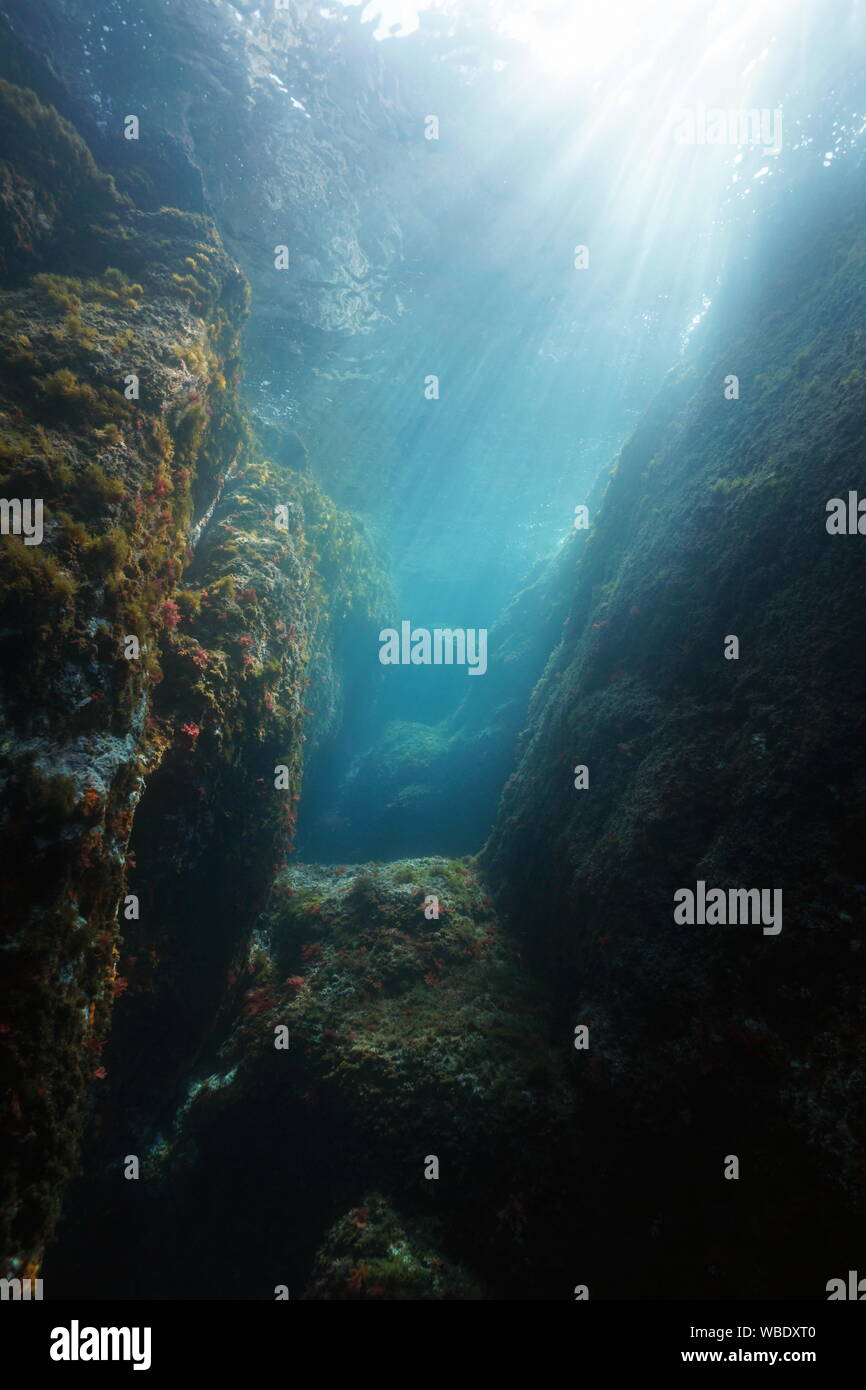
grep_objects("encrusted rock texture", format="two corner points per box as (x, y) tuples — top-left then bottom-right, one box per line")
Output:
(482, 175), (866, 1290)
(54, 858), (576, 1299)
(0, 73), (384, 1273)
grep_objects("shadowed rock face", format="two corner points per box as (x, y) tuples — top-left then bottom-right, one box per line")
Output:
(481, 172), (866, 1291)
(48, 857), (579, 1300)
(303, 1193), (486, 1301)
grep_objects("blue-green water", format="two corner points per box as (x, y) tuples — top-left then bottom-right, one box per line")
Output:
(1, 0), (865, 1308)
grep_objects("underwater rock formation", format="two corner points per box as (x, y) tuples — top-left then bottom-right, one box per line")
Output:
(0, 72), (247, 1269)
(0, 73), (385, 1275)
(0, 0), (410, 372)
(482, 171), (866, 1292)
(92, 457), (387, 1145)
(0, 0), (676, 620)
(49, 857), (577, 1298)
(304, 1193), (484, 1300)
(2, 0), (864, 1308)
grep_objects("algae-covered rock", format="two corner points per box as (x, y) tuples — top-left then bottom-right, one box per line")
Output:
(239, 857), (563, 1163)
(0, 72), (386, 1274)
(146, 855), (565, 1174)
(304, 1194), (485, 1300)
(68, 858), (574, 1298)
(93, 460), (388, 1144)
(481, 175), (866, 1294)
(0, 75), (252, 1270)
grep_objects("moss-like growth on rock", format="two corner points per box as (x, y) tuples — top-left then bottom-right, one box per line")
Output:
(0, 75), (255, 1271)
(480, 176), (866, 1296)
(103, 859), (573, 1297)
(304, 1194), (485, 1300)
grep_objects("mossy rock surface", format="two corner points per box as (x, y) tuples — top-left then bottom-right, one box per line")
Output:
(304, 1194), (486, 1300)
(0, 74), (387, 1274)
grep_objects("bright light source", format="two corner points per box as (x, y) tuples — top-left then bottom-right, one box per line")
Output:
(497, 0), (697, 76)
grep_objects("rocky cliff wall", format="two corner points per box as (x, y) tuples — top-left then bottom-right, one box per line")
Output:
(481, 169), (866, 1291)
(0, 70), (384, 1274)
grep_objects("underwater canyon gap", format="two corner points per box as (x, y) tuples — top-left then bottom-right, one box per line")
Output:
(0, 0), (865, 1301)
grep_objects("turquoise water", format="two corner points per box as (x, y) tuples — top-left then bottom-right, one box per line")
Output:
(1, 0), (865, 1304)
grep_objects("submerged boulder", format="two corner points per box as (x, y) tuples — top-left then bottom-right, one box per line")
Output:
(304, 1193), (485, 1300)
(50, 858), (576, 1298)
